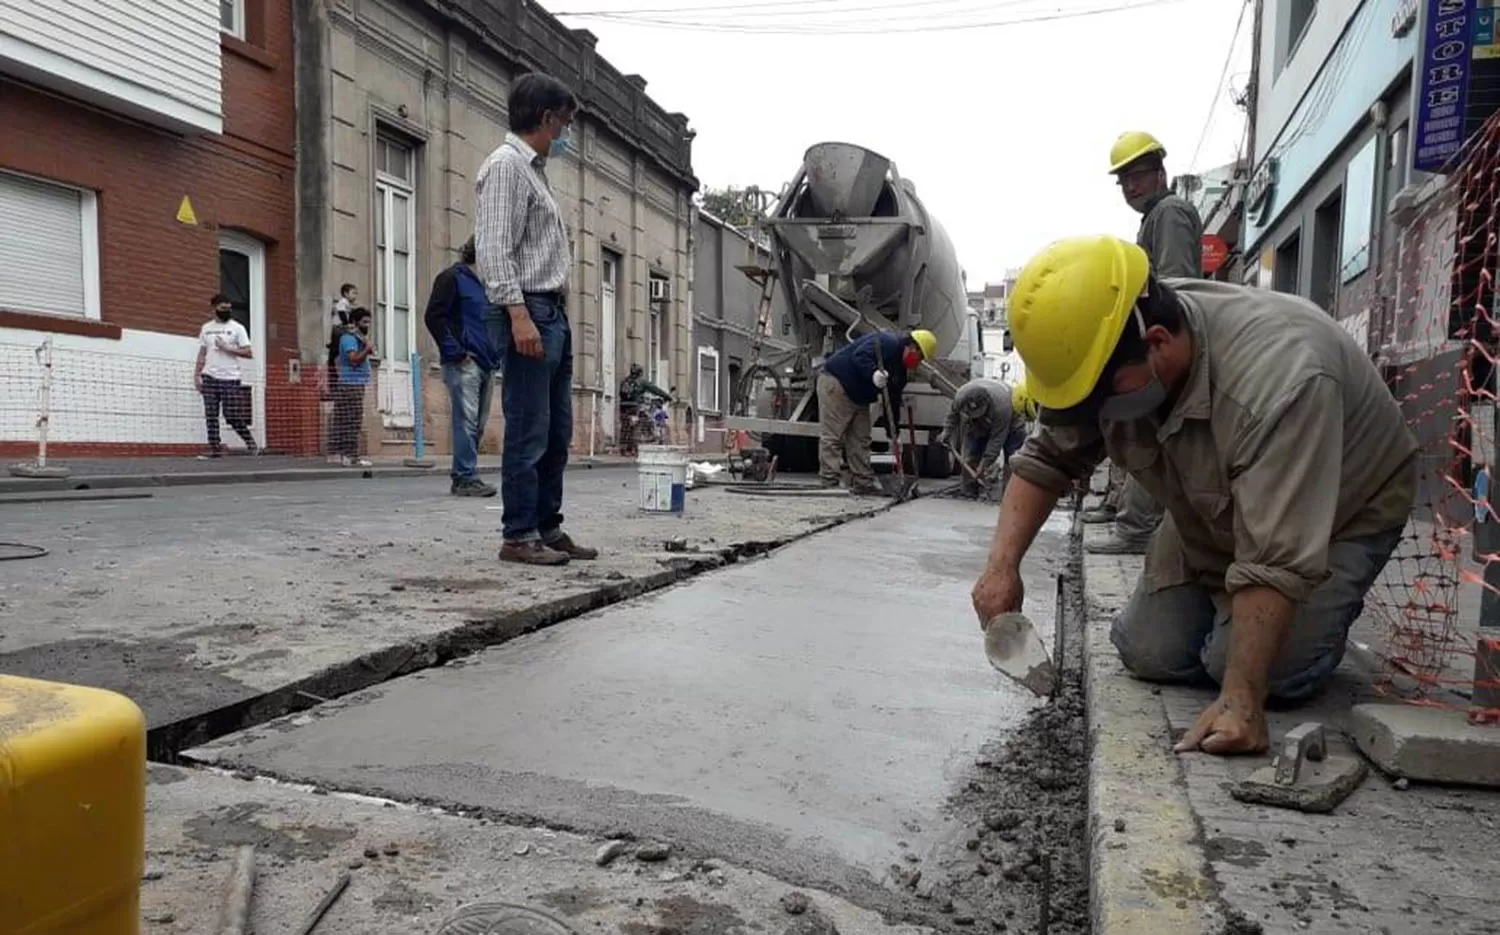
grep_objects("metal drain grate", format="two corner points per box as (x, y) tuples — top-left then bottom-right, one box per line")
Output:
(435, 902), (579, 935)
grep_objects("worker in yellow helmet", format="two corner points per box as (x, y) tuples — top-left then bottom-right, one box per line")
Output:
(818, 328), (937, 495)
(971, 235), (1416, 755)
(1087, 132), (1208, 555)
(1011, 376), (1039, 422)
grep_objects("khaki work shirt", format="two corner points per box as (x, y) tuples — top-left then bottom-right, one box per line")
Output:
(1011, 280), (1418, 603)
(1138, 192), (1204, 279)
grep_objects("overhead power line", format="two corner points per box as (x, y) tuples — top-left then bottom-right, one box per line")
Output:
(556, 0), (1192, 34)
(553, 0), (1069, 17)
(1187, 0), (1250, 172)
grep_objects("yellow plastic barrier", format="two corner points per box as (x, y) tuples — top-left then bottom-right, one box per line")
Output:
(0, 675), (145, 935)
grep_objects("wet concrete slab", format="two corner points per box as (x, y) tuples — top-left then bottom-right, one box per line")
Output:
(188, 499), (1070, 910)
(0, 472), (882, 733)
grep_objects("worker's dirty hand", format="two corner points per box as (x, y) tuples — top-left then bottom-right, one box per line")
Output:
(971, 565), (1023, 627)
(1173, 691), (1269, 755)
(873, 369), (889, 389)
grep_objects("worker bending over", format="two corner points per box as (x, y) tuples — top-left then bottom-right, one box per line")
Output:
(1087, 131), (1205, 555)
(971, 235), (1415, 756)
(818, 329), (937, 495)
(940, 377), (1036, 498)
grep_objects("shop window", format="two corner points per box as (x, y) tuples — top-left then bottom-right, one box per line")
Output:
(1311, 191), (1343, 312)
(1341, 137), (1378, 282)
(1274, 231), (1302, 296)
(0, 171), (100, 319)
(1386, 121), (1411, 210)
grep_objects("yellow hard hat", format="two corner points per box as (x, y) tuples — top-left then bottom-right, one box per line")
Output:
(1008, 235), (1150, 410)
(1108, 131), (1167, 174)
(910, 329), (938, 361)
(1012, 377), (1039, 421)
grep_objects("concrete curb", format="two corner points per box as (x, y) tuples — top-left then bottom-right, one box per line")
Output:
(0, 459), (633, 496)
(1082, 549), (1224, 934)
(160, 496), (899, 762)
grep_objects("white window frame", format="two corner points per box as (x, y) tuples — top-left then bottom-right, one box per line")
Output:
(696, 345), (721, 414)
(220, 0), (246, 39)
(0, 169), (101, 320)
(374, 138), (417, 364)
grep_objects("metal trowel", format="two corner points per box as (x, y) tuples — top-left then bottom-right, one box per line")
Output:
(983, 612), (1057, 698)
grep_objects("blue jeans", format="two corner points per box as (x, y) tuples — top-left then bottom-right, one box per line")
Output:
(440, 359), (494, 482)
(1108, 526), (1404, 700)
(492, 293), (573, 542)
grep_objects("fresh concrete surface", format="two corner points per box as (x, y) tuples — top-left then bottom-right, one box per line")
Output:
(1351, 702), (1500, 786)
(1085, 525), (1500, 934)
(142, 764), (940, 935)
(185, 500), (1072, 920)
(0, 471), (882, 732)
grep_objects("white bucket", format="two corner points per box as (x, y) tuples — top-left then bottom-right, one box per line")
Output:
(637, 445), (689, 513)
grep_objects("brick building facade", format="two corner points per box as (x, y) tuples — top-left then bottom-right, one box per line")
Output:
(0, 0), (299, 457)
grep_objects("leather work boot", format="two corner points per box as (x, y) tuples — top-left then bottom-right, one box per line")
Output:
(1080, 505), (1118, 524)
(500, 541), (570, 566)
(545, 533), (599, 560)
(1086, 535), (1149, 555)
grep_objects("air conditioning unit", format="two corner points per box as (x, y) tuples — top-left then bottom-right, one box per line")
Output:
(649, 278), (671, 302)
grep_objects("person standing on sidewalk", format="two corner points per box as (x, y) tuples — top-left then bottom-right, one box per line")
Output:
(194, 294), (259, 459)
(971, 235), (1416, 755)
(1084, 132), (1204, 555)
(330, 306), (375, 468)
(817, 329), (936, 495)
(476, 72), (597, 567)
(424, 236), (499, 497)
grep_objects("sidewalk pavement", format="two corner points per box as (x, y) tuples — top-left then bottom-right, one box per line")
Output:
(0, 452), (667, 495)
(1081, 519), (1500, 935)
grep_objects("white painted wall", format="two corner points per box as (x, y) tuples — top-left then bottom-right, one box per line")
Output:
(0, 0), (222, 134)
(1254, 0), (1365, 161)
(0, 327), (261, 446)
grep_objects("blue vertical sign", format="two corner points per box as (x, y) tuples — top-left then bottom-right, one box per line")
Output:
(1414, 0), (1474, 172)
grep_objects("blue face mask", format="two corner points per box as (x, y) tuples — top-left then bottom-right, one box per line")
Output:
(548, 128), (572, 159)
(1098, 307), (1167, 422)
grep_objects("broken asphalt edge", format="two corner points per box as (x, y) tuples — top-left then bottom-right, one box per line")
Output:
(152, 497), (898, 764)
(1081, 549), (1235, 935)
(0, 459), (635, 497)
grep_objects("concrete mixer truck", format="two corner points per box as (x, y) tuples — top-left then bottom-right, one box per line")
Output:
(724, 142), (984, 478)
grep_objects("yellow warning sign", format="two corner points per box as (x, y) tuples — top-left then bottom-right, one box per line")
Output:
(176, 195), (198, 226)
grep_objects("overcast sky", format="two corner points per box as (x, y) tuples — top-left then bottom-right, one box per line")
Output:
(549, 0), (1252, 285)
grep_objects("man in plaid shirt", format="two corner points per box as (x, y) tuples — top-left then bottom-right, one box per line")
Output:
(475, 72), (598, 567)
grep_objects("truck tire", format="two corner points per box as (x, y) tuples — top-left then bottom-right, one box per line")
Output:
(919, 443), (952, 479)
(766, 434), (819, 474)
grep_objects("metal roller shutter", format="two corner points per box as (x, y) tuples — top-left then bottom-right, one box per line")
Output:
(0, 171), (87, 317)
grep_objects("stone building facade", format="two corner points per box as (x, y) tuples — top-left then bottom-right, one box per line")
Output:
(293, 0), (697, 458)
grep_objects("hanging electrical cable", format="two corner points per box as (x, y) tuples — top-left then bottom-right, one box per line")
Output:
(556, 0), (1192, 35)
(1187, 0), (1252, 172)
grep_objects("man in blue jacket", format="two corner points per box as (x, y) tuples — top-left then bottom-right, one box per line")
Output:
(818, 328), (937, 493)
(424, 236), (501, 497)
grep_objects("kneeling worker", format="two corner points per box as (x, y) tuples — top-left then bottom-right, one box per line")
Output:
(970, 235), (1416, 755)
(939, 377), (1035, 497)
(818, 328), (937, 494)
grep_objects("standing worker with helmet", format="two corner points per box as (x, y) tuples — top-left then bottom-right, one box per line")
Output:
(971, 235), (1416, 755)
(939, 377), (1036, 498)
(818, 329), (937, 495)
(1085, 131), (1206, 555)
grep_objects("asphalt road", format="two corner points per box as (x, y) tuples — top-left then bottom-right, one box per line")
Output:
(188, 497), (1072, 916)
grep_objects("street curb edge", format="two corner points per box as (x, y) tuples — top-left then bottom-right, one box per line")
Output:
(1083, 550), (1224, 935)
